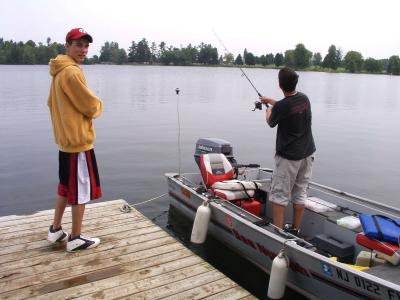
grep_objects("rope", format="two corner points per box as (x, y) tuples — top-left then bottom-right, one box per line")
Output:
(132, 193), (167, 206)
(120, 193), (168, 213)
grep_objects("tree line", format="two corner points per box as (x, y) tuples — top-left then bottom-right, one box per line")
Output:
(1, 37), (399, 75)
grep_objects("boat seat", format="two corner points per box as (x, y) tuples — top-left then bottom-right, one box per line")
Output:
(200, 153), (234, 187)
(199, 153), (262, 205)
(356, 233), (400, 265)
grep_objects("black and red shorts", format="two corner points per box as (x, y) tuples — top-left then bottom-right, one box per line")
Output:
(58, 149), (102, 205)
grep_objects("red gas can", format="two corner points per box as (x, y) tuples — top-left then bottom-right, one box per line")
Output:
(240, 198), (261, 216)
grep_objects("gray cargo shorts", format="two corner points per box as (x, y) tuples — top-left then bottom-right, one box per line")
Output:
(270, 153), (315, 206)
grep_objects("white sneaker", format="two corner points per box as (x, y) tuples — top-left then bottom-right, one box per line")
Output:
(66, 235), (100, 252)
(47, 225), (69, 244)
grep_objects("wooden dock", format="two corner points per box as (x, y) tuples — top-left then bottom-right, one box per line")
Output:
(0, 199), (256, 299)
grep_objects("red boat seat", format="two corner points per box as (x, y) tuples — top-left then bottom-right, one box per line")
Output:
(199, 154), (262, 217)
(356, 233), (400, 265)
(200, 153), (234, 187)
(213, 189), (255, 200)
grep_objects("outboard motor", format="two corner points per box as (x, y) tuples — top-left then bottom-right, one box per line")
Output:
(194, 138), (236, 168)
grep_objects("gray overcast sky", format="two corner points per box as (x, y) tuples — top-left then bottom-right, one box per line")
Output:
(1, 0), (399, 59)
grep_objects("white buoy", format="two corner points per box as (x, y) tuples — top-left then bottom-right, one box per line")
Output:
(267, 249), (289, 299)
(190, 201), (211, 244)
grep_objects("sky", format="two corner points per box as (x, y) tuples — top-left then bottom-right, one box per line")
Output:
(1, 0), (399, 60)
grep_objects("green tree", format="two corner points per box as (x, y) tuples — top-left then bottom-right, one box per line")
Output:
(2, 41), (23, 64)
(387, 55), (400, 75)
(99, 41), (126, 64)
(293, 43), (312, 69)
(35, 42), (49, 64)
(46, 42), (58, 60)
(99, 42), (112, 62)
(223, 52), (234, 64)
(87, 55), (99, 64)
(198, 43), (218, 64)
(0, 38), (6, 63)
(114, 49), (128, 64)
(22, 45), (36, 64)
(0, 38), (61, 64)
(323, 45), (342, 70)
(343, 51), (363, 73)
(159, 49), (175, 65)
(159, 42), (166, 55)
(284, 50), (295, 67)
(380, 59), (389, 71)
(259, 55), (267, 66)
(136, 38), (151, 63)
(160, 47), (187, 65)
(312, 52), (322, 66)
(364, 58), (383, 73)
(26, 40), (36, 48)
(245, 51), (255, 65)
(150, 42), (158, 64)
(266, 53), (274, 65)
(181, 44), (198, 64)
(128, 41), (137, 62)
(235, 54), (244, 65)
(50, 41), (65, 55)
(274, 53), (284, 66)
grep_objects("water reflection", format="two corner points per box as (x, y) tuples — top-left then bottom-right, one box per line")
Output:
(0, 64), (399, 212)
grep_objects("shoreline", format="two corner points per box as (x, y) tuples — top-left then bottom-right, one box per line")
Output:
(0, 63), (392, 76)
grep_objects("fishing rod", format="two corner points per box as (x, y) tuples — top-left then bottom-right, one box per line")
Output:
(212, 30), (267, 111)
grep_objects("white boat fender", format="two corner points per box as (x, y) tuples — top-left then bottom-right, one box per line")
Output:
(190, 201), (211, 244)
(267, 248), (289, 299)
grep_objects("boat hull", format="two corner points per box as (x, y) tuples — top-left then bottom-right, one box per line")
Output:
(166, 172), (400, 300)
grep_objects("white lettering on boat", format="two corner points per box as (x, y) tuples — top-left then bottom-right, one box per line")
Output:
(231, 229), (310, 277)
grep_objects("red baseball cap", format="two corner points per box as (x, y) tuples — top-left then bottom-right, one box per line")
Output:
(65, 28), (93, 43)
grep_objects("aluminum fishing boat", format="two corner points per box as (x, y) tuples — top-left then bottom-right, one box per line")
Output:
(165, 138), (400, 300)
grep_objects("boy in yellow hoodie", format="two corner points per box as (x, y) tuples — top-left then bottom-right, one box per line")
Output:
(47, 28), (104, 252)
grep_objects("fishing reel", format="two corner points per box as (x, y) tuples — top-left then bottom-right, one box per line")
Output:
(252, 101), (263, 111)
(252, 100), (270, 111)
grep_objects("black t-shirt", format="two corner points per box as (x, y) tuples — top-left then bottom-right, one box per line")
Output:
(268, 92), (316, 160)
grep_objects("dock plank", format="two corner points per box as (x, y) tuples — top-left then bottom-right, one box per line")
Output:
(0, 200), (129, 226)
(1, 229), (167, 272)
(79, 268), (223, 300)
(203, 287), (257, 300)
(162, 277), (243, 299)
(0, 199), (254, 299)
(0, 214), (144, 244)
(0, 207), (141, 238)
(0, 219), (155, 258)
(31, 256), (203, 300)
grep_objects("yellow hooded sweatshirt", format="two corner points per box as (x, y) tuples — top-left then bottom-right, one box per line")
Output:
(48, 55), (103, 153)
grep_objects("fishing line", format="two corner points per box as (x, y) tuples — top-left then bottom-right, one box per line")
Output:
(213, 30), (268, 110)
(213, 30), (262, 97)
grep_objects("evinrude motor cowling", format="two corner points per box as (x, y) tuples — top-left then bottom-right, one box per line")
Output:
(194, 138), (236, 168)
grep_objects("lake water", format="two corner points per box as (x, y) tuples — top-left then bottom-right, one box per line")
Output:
(1, 65), (399, 299)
